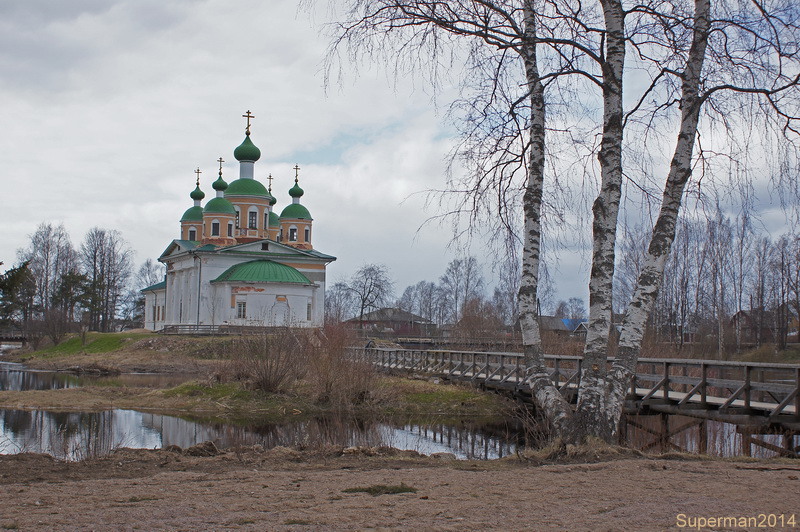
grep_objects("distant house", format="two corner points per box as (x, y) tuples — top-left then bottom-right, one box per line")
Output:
(538, 316), (571, 337)
(346, 308), (436, 336)
(730, 307), (790, 345)
(561, 318), (589, 337)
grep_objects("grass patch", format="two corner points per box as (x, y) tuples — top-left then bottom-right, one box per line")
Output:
(342, 483), (418, 496)
(1, 523), (19, 530)
(29, 332), (157, 358)
(125, 496), (159, 503)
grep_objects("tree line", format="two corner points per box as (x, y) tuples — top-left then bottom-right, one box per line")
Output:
(0, 222), (164, 345)
(617, 210), (800, 355)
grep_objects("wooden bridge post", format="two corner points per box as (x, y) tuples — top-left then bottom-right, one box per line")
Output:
(660, 413), (670, 452)
(744, 365), (752, 411)
(741, 431), (752, 457)
(700, 363), (707, 405)
(698, 420), (708, 454)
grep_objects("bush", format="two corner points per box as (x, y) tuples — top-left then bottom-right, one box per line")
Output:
(224, 329), (307, 394)
(308, 324), (377, 409)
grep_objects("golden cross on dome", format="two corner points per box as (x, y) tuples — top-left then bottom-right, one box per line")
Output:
(242, 110), (255, 135)
(194, 167), (202, 186)
(293, 164), (300, 182)
(217, 157), (224, 175)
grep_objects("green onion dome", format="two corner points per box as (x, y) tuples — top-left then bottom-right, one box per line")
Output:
(289, 180), (304, 198)
(269, 211), (281, 227)
(233, 135), (261, 162)
(190, 184), (205, 201)
(212, 175), (228, 192)
(269, 192), (277, 206)
(204, 197), (236, 214)
(181, 205), (204, 222)
(280, 203), (312, 220)
(225, 178), (269, 196)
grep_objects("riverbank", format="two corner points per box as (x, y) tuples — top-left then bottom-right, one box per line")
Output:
(0, 332), (514, 422)
(0, 444), (798, 530)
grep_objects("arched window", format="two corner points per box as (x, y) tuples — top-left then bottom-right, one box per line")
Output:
(289, 226), (298, 242)
(188, 227), (196, 241)
(248, 208), (258, 229)
(211, 220), (220, 236)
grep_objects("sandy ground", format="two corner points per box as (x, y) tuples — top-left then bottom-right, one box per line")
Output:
(0, 446), (798, 531)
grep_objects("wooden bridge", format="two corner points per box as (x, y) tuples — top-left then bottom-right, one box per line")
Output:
(353, 346), (800, 458)
(0, 329), (26, 344)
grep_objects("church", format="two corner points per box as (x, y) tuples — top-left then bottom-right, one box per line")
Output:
(142, 112), (335, 331)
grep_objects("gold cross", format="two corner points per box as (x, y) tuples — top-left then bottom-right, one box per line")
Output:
(293, 164), (300, 182)
(242, 110), (255, 134)
(267, 173), (273, 191)
(194, 167), (202, 186)
(217, 157), (224, 175)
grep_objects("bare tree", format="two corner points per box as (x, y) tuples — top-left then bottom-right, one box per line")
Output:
(16, 222), (77, 317)
(327, 0), (800, 442)
(347, 264), (394, 326)
(80, 228), (133, 332)
(325, 281), (356, 323)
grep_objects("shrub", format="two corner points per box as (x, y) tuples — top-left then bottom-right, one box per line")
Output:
(224, 329), (307, 394)
(307, 324), (377, 408)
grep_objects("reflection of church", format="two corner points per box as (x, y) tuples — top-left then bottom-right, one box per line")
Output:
(142, 112), (335, 330)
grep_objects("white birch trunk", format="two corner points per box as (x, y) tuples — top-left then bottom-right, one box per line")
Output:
(518, 0), (573, 437)
(605, 0), (711, 431)
(575, 0), (626, 440)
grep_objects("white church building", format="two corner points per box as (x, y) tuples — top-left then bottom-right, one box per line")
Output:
(142, 112), (335, 330)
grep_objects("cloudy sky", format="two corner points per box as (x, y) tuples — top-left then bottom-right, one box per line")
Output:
(1, 1), (504, 293)
(1, 1), (793, 309)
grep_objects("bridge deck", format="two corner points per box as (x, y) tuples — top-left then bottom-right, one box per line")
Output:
(355, 347), (800, 430)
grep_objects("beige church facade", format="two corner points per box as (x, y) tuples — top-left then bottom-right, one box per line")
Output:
(142, 112), (335, 330)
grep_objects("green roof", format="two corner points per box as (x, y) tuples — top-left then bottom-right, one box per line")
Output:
(212, 175), (228, 191)
(226, 178), (269, 197)
(204, 197), (236, 214)
(190, 184), (205, 201)
(181, 205), (204, 222)
(289, 181), (304, 198)
(234, 135), (261, 162)
(213, 259), (311, 284)
(268, 211), (281, 227)
(280, 203), (312, 220)
(141, 280), (166, 292)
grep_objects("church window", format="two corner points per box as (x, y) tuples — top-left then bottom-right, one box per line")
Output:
(304, 227), (310, 242)
(278, 229), (283, 242)
(248, 210), (257, 229)
(227, 222), (233, 237)
(188, 228), (196, 241)
(211, 222), (220, 236)
(264, 213), (269, 229)
(261, 243), (269, 251)
(289, 227), (298, 241)
(235, 210), (240, 228)
(236, 301), (247, 319)
(307, 302), (312, 321)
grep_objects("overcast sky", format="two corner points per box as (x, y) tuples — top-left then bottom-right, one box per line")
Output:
(1, 0), (794, 310)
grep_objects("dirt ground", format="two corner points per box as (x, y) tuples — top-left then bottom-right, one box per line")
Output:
(0, 445), (798, 531)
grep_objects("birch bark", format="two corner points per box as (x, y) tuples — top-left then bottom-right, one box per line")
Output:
(605, 0), (711, 431)
(575, 0), (625, 440)
(518, 0), (573, 436)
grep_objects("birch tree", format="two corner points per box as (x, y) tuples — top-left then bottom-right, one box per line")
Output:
(326, 0), (800, 442)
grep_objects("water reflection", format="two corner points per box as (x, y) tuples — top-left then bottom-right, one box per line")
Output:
(0, 408), (518, 461)
(0, 361), (192, 390)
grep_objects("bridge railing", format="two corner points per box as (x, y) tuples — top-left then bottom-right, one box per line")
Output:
(351, 346), (800, 418)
